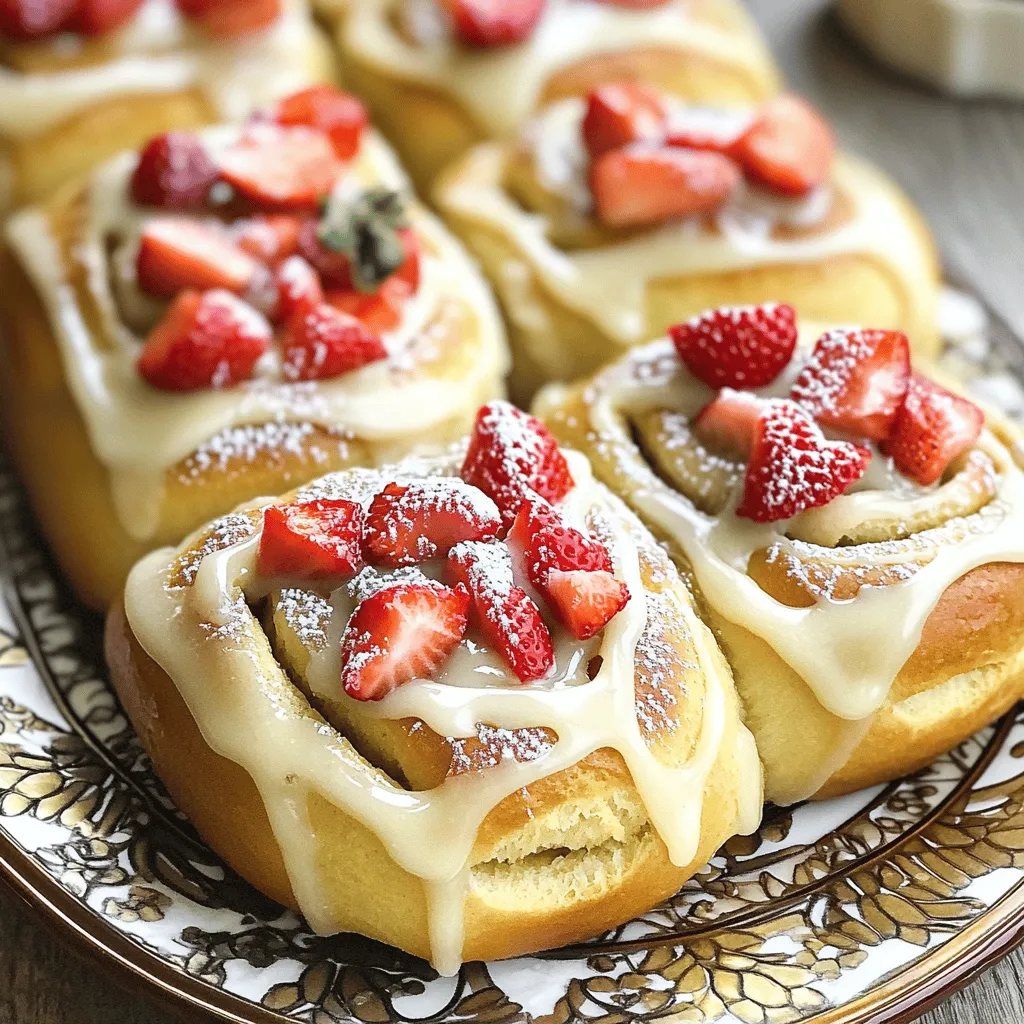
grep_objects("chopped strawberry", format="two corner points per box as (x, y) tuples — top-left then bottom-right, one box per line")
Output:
(442, 0), (544, 47)
(257, 499), (365, 579)
(693, 388), (763, 459)
(393, 227), (421, 292)
(581, 82), (666, 159)
(233, 214), (303, 263)
(137, 289), (271, 391)
(790, 328), (911, 441)
(136, 218), (259, 298)
(730, 94), (836, 197)
(665, 107), (752, 152)
(589, 146), (740, 228)
(365, 480), (501, 567)
(298, 217), (353, 289)
(461, 401), (573, 524)
(217, 124), (341, 210)
(341, 582), (469, 701)
(670, 303), (798, 389)
(66, 0), (141, 33)
(130, 132), (219, 210)
(544, 569), (630, 640)
(281, 302), (387, 381)
(273, 86), (368, 161)
(447, 542), (553, 682)
(326, 277), (410, 333)
(737, 400), (871, 523)
(881, 374), (984, 486)
(174, 0), (280, 35)
(271, 255), (324, 323)
(0, 0), (76, 38)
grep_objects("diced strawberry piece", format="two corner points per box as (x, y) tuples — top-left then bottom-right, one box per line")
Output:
(298, 217), (353, 289)
(693, 388), (763, 459)
(670, 303), (798, 390)
(137, 289), (271, 391)
(270, 255), (324, 323)
(174, 0), (280, 35)
(273, 86), (369, 161)
(737, 399), (871, 523)
(365, 480), (501, 567)
(442, 0), (544, 47)
(136, 218), (259, 298)
(665, 107), (752, 152)
(581, 82), (666, 159)
(589, 146), (740, 228)
(544, 569), (630, 640)
(218, 124), (341, 210)
(257, 499), (365, 579)
(790, 328), (911, 441)
(881, 374), (984, 486)
(521, 511), (614, 588)
(461, 401), (574, 524)
(66, 0), (141, 33)
(281, 302), (387, 382)
(326, 277), (411, 333)
(130, 132), (218, 210)
(233, 214), (303, 263)
(0, 0), (76, 38)
(730, 94), (836, 197)
(340, 582), (469, 701)
(393, 227), (421, 292)
(447, 542), (553, 682)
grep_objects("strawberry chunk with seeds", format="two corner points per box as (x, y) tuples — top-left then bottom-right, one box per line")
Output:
(233, 214), (303, 263)
(257, 499), (365, 579)
(327, 277), (411, 333)
(447, 542), (553, 682)
(0, 0), (76, 38)
(790, 328), (910, 441)
(271, 255), (324, 323)
(273, 86), (368, 161)
(281, 302), (387, 381)
(136, 217), (259, 298)
(341, 582), (469, 701)
(131, 132), (218, 210)
(174, 0), (280, 35)
(442, 0), (544, 47)
(544, 569), (630, 640)
(67, 0), (142, 33)
(365, 480), (501, 567)
(881, 374), (984, 486)
(670, 303), (798, 389)
(730, 94), (836, 197)
(737, 399), (871, 523)
(589, 146), (740, 228)
(693, 388), (763, 459)
(581, 81), (666, 159)
(461, 401), (573, 524)
(137, 289), (270, 391)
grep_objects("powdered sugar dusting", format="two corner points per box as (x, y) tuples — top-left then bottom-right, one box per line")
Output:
(170, 511), (262, 588)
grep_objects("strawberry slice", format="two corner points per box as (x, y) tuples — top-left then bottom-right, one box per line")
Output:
(217, 124), (341, 210)
(881, 374), (984, 486)
(341, 582), (470, 701)
(461, 401), (573, 524)
(730, 94), (836, 197)
(271, 255), (324, 323)
(670, 303), (798, 389)
(544, 569), (630, 641)
(281, 302), (387, 382)
(130, 132), (219, 210)
(589, 146), (740, 228)
(232, 214), (303, 263)
(0, 0), (76, 38)
(136, 218), (260, 298)
(273, 86), (369, 161)
(693, 388), (763, 459)
(137, 289), (271, 391)
(300, 223), (420, 293)
(257, 499), (365, 579)
(174, 0), (280, 35)
(737, 400), (871, 523)
(790, 328), (911, 441)
(67, 0), (142, 33)
(581, 82), (666, 159)
(447, 541), (553, 682)
(442, 0), (544, 47)
(326, 277), (411, 333)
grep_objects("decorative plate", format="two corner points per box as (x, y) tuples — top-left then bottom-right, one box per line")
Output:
(2, 292), (1024, 1024)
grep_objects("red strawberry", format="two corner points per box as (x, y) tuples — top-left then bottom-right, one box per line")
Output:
(67, 0), (142, 33)
(0, 0), (76, 38)
(881, 374), (984, 486)
(341, 582), (470, 701)
(298, 217), (352, 289)
(217, 124), (341, 210)
(137, 289), (270, 391)
(693, 388), (763, 458)
(544, 569), (630, 640)
(581, 82), (666, 159)
(270, 255), (324, 323)
(326, 277), (410, 333)
(174, 0), (280, 35)
(461, 401), (573, 524)
(130, 132), (219, 210)
(670, 303), (798, 389)
(281, 302), (387, 381)
(447, 541), (553, 682)
(272, 86), (368, 161)
(365, 480), (501, 567)
(730, 94), (836, 197)
(232, 214), (303, 263)
(136, 218), (259, 298)
(257, 499), (365, 578)
(443, 0), (544, 47)
(737, 400), (870, 523)
(790, 328), (911, 441)
(589, 146), (740, 228)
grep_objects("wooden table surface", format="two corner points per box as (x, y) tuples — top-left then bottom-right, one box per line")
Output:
(3, 1), (1024, 1021)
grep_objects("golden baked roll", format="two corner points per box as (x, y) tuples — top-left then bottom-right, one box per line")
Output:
(536, 303), (1024, 805)
(105, 401), (763, 970)
(0, 0), (336, 213)
(436, 86), (941, 399)
(333, 0), (781, 190)
(1, 87), (508, 608)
